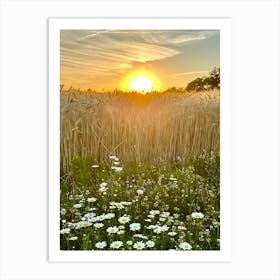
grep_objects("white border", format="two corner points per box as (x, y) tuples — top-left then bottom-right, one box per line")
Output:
(49, 18), (231, 262)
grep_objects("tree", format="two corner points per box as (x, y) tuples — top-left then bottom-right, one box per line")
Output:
(186, 67), (220, 92)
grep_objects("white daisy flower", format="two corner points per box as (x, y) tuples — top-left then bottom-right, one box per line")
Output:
(60, 228), (70, 234)
(136, 189), (144, 195)
(126, 240), (133, 246)
(149, 210), (160, 215)
(106, 226), (119, 234)
(161, 225), (169, 232)
(87, 197), (97, 203)
(153, 227), (162, 234)
(191, 212), (205, 219)
(118, 215), (131, 224)
(133, 241), (146, 250)
(91, 165), (99, 168)
(94, 223), (104, 228)
(68, 236), (78, 241)
(146, 240), (155, 248)
(111, 166), (123, 172)
(95, 241), (107, 249)
(110, 241), (123, 249)
(109, 155), (118, 160)
(73, 204), (82, 209)
(168, 231), (177, 236)
(179, 242), (192, 250)
(105, 213), (115, 219)
(129, 223), (141, 231)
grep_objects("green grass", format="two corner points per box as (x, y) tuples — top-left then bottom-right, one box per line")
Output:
(60, 151), (220, 250)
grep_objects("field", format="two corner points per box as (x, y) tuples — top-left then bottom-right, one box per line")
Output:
(60, 89), (220, 250)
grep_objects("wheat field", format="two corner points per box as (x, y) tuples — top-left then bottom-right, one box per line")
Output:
(60, 90), (220, 173)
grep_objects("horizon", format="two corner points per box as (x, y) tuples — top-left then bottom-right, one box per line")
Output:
(60, 29), (220, 91)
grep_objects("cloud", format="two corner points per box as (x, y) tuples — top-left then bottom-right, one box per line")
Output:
(61, 30), (217, 75)
(172, 70), (209, 76)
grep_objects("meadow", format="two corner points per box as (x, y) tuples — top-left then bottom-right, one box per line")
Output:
(60, 89), (220, 250)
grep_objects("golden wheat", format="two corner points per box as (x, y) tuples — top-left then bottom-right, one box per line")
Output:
(60, 90), (220, 173)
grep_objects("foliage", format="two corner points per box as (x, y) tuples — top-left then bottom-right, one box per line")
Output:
(186, 67), (220, 92)
(60, 153), (220, 251)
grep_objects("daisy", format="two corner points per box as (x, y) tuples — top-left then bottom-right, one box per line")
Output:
(91, 165), (99, 168)
(110, 241), (123, 249)
(73, 204), (82, 209)
(109, 155), (118, 160)
(133, 241), (146, 250)
(111, 166), (123, 172)
(60, 228), (70, 234)
(161, 225), (169, 232)
(146, 240), (155, 248)
(95, 241), (107, 249)
(191, 212), (205, 219)
(118, 215), (131, 224)
(136, 190), (144, 195)
(106, 226), (119, 234)
(68, 236), (78, 241)
(129, 223), (141, 231)
(149, 210), (160, 215)
(87, 197), (97, 203)
(179, 242), (192, 250)
(168, 231), (177, 236)
(105, 213), (115, 219)
(94, 223), (104, 229)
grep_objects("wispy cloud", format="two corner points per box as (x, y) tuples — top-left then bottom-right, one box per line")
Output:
(172, 70), (209, 77)
(61, 30), (217, 76)
(60, 30), (219, 88)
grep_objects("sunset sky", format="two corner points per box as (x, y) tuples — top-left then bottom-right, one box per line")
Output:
(60, 30), (220, 91)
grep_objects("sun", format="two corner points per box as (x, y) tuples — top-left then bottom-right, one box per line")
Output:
(120, 70), (161, 94)
(129, 76), (153, 93)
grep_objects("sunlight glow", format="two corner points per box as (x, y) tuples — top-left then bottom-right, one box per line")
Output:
(129, 76), (153, 93)
(121, 70), (162, 93)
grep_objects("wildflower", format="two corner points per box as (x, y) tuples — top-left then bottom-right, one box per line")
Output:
(118, 215), (131, 224)
(161, 225), (169, 232)
(105, 213), (115, 219)
(99, 182), (108, 192)
(117, 230), (125, 235)
(178, 226), (187, 230)
(73, 204), (82, 209)
(84, 212), (96, 219)
(191, 212), (205, 219)
(133, 241), (146, 250)
(160, 212), (170, 217)
(106, 226), (119, 234)
(60, 228), (70, 234)
(179, 242), (192, 250)
(126, 240), (133, 246)
(87, 197), (97, 203)
(129, 223), (141, 231)
(94, 223), (104, 228)
(136, 189), (144, 195)
(68, 236), (78, 241)
(95, 241), (107, 249)
(111, 166), (123, 172)
(149, 210), (160, 215)
(168, 231), (177, 236)
(110, 241), (123, 249)
(91, 165), (99, 168)
(133, 234), (148, 239)
(153, 227), (162, 234)
(109, 155), (118, 160)
(146, 225), (156, 229)
(146, 240), (155, 248)
(60, 208), (67, 215)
